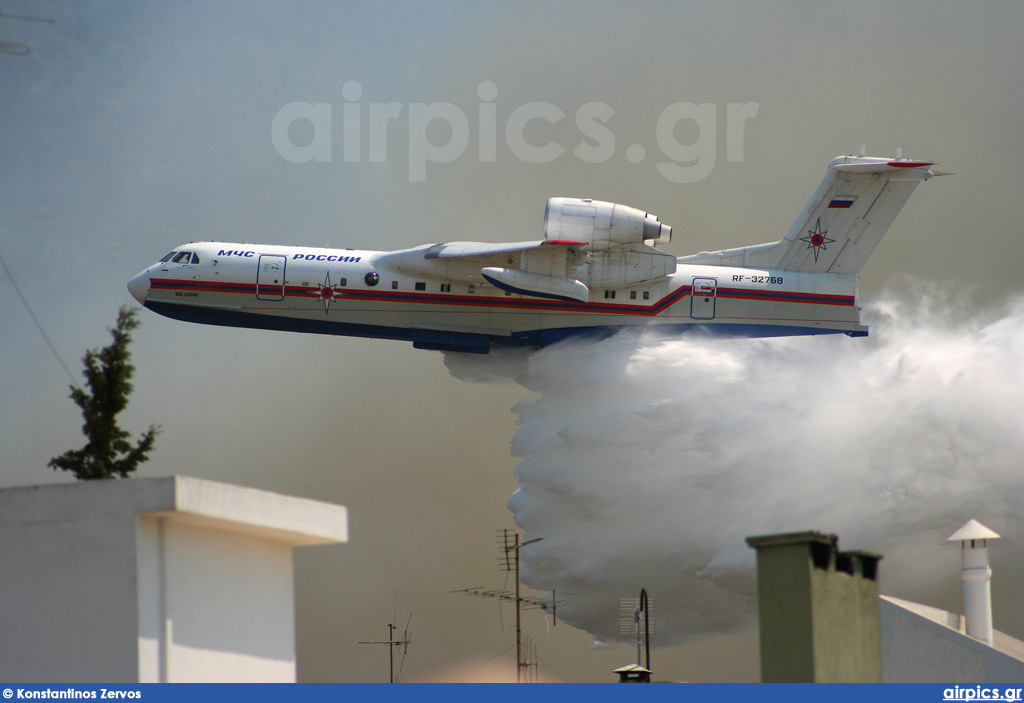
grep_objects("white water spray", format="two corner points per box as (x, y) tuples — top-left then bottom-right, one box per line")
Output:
(446, 286), (1024, 645)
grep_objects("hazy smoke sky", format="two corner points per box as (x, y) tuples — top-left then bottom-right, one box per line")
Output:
(1, 0), (1022, 683)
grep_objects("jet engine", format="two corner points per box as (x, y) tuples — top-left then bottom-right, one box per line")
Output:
(543, 197), (672, 251)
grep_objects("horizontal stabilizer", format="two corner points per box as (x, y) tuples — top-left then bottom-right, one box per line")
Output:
(832, 159), (934, 174)
(481, 267), (590, 302)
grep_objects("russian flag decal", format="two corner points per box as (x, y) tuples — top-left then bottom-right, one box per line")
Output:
(829, 196), (856, 209)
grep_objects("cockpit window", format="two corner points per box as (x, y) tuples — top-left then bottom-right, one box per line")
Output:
(171, 251), (199, 264)
(160, 251), (177, 262)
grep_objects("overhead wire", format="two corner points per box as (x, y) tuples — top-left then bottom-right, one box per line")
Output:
(536, 654), (571, 683)
(0, 251), (78, 386)
(454, 643), (514, 683)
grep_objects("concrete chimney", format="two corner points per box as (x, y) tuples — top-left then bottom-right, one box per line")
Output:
(947, 519), (1000, 646)
(746, 531), (882, 682)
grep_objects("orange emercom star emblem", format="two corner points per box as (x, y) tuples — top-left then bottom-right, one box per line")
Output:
(314, 272), (341, 313)
(800, 217), (836, 262)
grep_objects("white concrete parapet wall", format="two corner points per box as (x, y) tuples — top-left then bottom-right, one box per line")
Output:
(0, 476), (348, 683)
(881, 595), (1024, 682)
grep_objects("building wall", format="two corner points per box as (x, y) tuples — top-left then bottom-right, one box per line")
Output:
(136, 518), (296, 682)
(0, 481), (153, 683)
(0, 477), (347, 683)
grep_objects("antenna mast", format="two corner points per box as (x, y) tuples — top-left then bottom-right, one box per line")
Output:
(451, 528), (562, 682)
(618, 588), (654, 674)
(358, 615), (412, 683)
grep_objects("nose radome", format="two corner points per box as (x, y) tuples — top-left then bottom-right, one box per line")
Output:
(127, 272), (149, 305)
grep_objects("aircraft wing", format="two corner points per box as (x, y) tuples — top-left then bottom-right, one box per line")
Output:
(376, 239), (592, 302)
(423, 239), (587, 260)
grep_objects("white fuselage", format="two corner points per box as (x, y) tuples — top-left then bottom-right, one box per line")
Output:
(128, 240), (865, 353)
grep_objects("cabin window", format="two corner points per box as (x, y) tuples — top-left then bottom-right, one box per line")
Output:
(364, 272), (380, 286)
(391, 280), (399, 290)
(630, 291), (637, 300)
(643, 291), (650, 300)
(604, 290), (615, 299)
(339, 278), (347, 287)
(415, 282), (426, 291)
(440, 283), (451, 292)
(468, 284), (476, 293)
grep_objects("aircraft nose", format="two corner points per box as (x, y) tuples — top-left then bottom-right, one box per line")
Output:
(127, 271), (150, 305)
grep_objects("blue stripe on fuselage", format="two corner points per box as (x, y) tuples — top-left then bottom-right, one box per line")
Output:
(145, 300), (864, 353)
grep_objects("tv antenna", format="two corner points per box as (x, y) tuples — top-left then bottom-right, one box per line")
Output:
(520, 634), (539, 683)
(358, 614), (412, 683)
(451, 529), (566, 682)
(618, 588), (653, 675)
(0, 11), (54, 56)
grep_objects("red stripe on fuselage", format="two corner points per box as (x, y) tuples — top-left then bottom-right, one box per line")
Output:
(149, 278), (854, 316)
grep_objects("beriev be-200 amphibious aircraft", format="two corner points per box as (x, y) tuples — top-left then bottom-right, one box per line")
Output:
(127, 155), (945, 354)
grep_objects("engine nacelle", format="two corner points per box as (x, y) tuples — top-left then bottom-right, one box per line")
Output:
(543, 197), (671, 250)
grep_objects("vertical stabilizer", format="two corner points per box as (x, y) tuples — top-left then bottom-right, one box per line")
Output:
(679, 155), (946, 274)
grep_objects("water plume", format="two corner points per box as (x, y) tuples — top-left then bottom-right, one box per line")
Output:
(451, 285), (1024, 645)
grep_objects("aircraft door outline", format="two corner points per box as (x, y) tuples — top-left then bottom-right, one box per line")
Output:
(256, 255), (287, 301)
(690, 277), (717, 320)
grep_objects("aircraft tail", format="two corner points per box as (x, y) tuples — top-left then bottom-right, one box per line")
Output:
(679, 155), (948, 274)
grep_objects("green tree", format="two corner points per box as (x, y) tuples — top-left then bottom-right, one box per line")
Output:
(49, 306), (159, 480)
